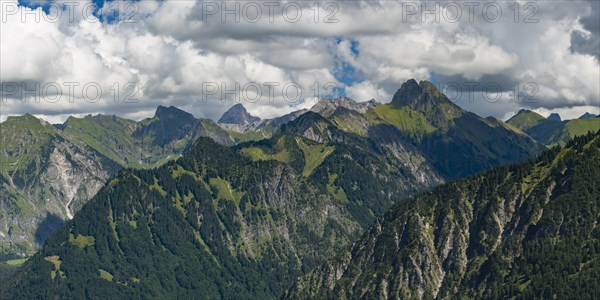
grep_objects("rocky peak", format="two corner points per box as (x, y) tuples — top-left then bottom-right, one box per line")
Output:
(391, 79), (423, 107)
(310, 97), (380, 117)
(547, 113), (562, 122)
(389, 79), (463, 129)
(391, 79), (457, 109)
(217, 104), (261, 131)
(579, 112), (598, 119)
(155, 105), (195, 121)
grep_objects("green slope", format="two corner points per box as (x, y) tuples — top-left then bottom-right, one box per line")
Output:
(1, 120), (440, 299)
(62, 115), (140, 167)
(286, 131), (600, 299)
(506, 109), (548, 131)
(0, 106), (235, 258)
(370, 104), (436, 140)
(524, 117), (600, 147)
(371, 80), (545, 180)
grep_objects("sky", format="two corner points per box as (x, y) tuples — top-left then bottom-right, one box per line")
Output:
(1, 0), (599, 123)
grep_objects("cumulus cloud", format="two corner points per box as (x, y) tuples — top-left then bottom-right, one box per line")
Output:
(0, 0), (598, 123)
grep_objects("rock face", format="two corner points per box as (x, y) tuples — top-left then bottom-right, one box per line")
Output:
(217, 97), (379, 134)
(0, 115), (120, 256)
(1, 130), (440, 298)
(0, 107), (235, 256)
(286, 132), (600, 299)
(310, 97), (380, 117)
(217, 104), (262, 131)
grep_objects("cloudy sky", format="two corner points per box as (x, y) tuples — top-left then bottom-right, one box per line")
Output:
(1, 0), (599, 123)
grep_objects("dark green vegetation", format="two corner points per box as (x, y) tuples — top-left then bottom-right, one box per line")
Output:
(3, 79), (592, 297)
(368, 80), (545, 179)
(0, 128), (438, 298)
(0, 106), (234, 256)
(286, 131), (600, 299)
(508, 109), (600, 147)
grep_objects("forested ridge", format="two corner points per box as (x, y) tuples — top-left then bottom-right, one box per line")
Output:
(286, 131), (600, 299)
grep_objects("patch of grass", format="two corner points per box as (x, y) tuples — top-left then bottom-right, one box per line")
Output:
(5, 258), (27, 265)
(226, 129), (271, 143)
(209, 177), (244, 205)
(44, 255), (64, 280)
(69, 233), (95, 249)
(150, 177), (167, 196)
(296, 138), (334, 176)
(239, 146), (290, 163)
(372, 104), (436, 139)
(99, 269), (113, 281)
(326, 173), (347, 201)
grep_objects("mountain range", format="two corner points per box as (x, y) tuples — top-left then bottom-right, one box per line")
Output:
(0, 106), (233, 256)
(507, 109), (600, 146)
(286, 131), (600, 299)
(0, 79), (598, 298)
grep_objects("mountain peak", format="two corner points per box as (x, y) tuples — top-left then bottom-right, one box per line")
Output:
(391, 79), (423, 106)
(390, 79), (453, 108)
(154, 105), (194, 120)
(579, 112), (598, 119)
(310, 96), (380, 117)
(548, 113), (562, 122)
(388, 79), (463, 129)
(217, 103), (261, 131)
(505, 109), (547, 131)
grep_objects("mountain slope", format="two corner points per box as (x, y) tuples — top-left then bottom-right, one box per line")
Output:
(310, 97), (379, 117)
(0, 115), (121, 255)
(508, 110), (600, 147)
(286, 131), (600, 299)
(0, 107), (235, 257)
(506, 109), (549, 131)
(1, 117), (443, 299)
(368, 80), (545, 179)
(217, 103), (262, 132)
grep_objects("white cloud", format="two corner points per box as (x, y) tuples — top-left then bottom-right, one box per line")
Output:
(345, 81), (389, 102)
(0, 0), (598, 123)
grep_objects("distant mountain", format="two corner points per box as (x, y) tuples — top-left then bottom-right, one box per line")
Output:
(286, 131), (600, 299)
(0, 107), (235, 256)
(0, 79), (572, 297)
(0, 114), (120, 256)
(367, 79), (545, 179)
(217, 103), (262, 131)
(547, 113), (562, 121)
(506, 109), (548, 131)
(1, 123), (443, 298)
(309, 97), (379, 117)
(507, 110), (600, 146)
(218, 97), (379, 138)
(579, 112), (598, 119)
